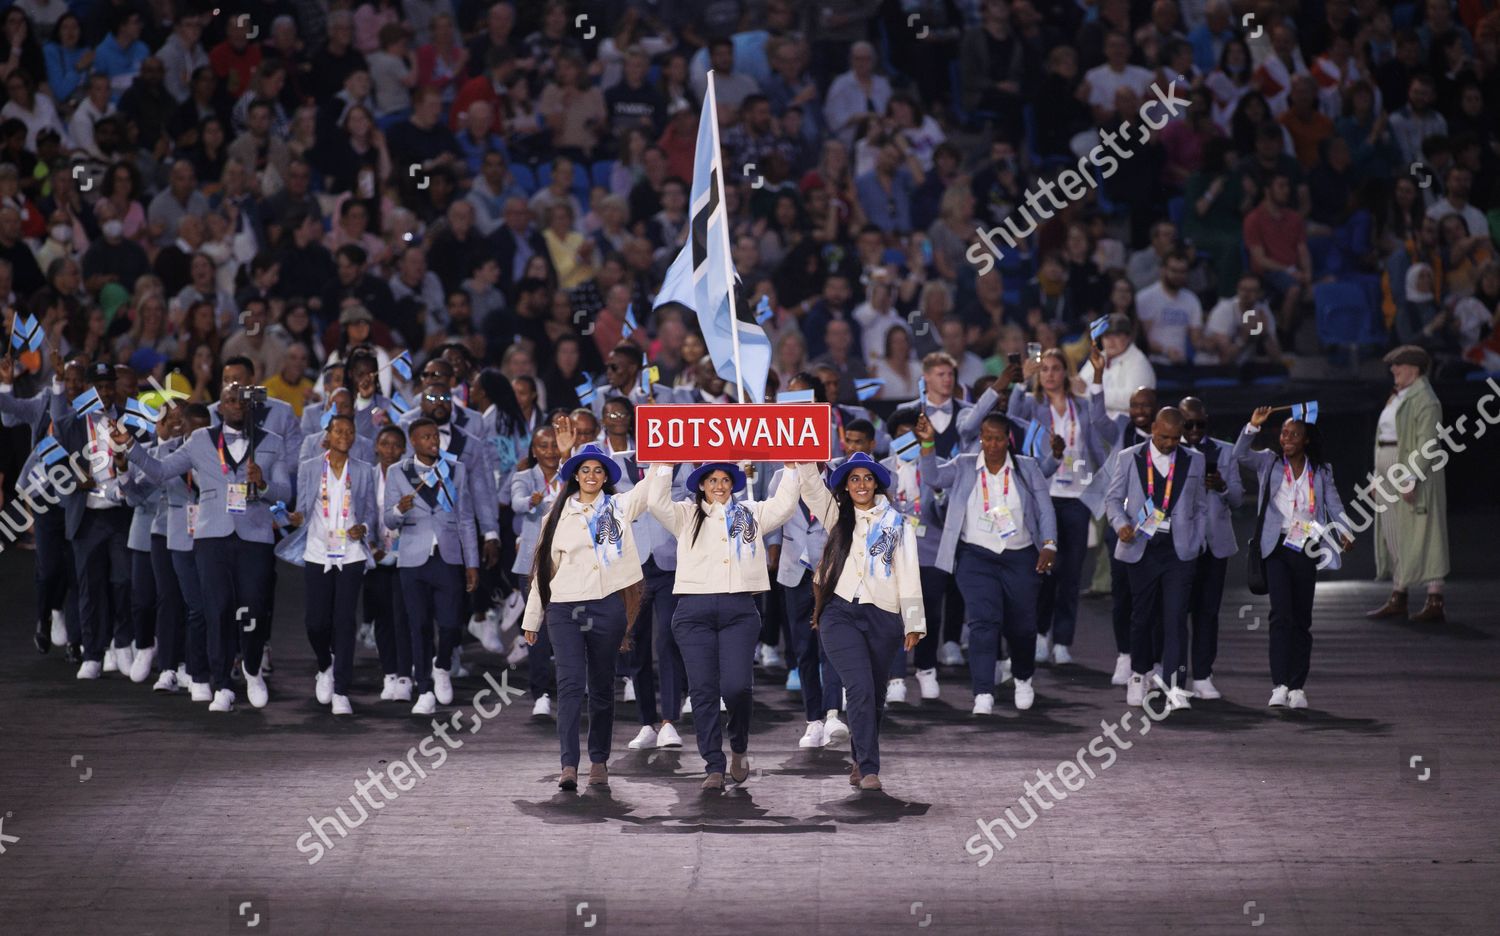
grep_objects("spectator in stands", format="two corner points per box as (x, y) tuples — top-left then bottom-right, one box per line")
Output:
(43, 13), (91, 104)
(1078, 313), (1155, 417)
(414, 13), (467, 108)
(812, 317), (869, 403)
(855, 136), (923, 234)
(824, 41), (889, 148)
(1243, 172), (1312, 341)
(1127, 221), (1181, 292)
(1081, 31), (1153, 125)
(1135, 248), (1207, 365)
(1201, 273), (1282, 367)
(1389, 74), (1447, 165)
(1426, 165), (1487, 237)
(1278, 75), (1334, 171)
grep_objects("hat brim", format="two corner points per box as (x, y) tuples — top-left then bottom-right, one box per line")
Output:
(828, 457), (891, 491)
(559, 450), (622, 485)
(686, 462), (747, 494)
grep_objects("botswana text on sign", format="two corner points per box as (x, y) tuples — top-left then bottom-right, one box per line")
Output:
(635, 404), (833, 463)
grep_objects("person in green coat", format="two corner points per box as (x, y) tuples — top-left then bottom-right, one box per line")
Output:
(1366, 346), (1449, 624)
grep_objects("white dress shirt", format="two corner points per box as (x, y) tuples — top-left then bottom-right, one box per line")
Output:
(1274, 458), (1316, 533)
(303, 456), (368, 570)
(1376, 387), (1408, 444)
(1048, 397), (1086, 499)
(375, 463), (399, 564)
(85, 413), (124, 509)
(961, 457), (1032, 553)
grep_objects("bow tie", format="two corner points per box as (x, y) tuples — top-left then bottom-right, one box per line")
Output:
(223, 430), (244, 441)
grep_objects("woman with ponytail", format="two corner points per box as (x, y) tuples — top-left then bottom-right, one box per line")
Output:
(520, 419), (654, 792)
(794, 454), (926, 792)
(643, 455), (802, 790)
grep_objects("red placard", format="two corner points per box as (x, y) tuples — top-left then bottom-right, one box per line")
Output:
(635, 404), (832, 463)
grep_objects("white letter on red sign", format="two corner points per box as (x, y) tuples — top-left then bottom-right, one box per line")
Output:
(799, 417), (819, 446)
(648, 419), (664, 449)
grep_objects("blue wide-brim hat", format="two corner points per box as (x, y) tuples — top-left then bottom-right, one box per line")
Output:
(686, 461), (747, 494)
(559, 443), (622, 485)
(828, 451), (891, 491)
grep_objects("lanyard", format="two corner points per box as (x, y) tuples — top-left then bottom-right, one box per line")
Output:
(1056, 397), (1077, 451)
(979, 460), (1009, 512)
(320, 455), (352, 531)
(215, 429), (234, 476)
(1147, 452), (1175, 511)
(1283, 458), (1314, 516)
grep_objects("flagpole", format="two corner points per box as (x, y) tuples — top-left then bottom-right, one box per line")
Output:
(705, 70), (745, 403)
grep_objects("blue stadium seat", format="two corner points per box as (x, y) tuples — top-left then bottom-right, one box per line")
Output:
(1251, 375), (1286, 386)
(591, 160), (614, 190)
(1193, 377), (1238, 388)
(1314, 280), (1384, 368)
(1167, 196), (1184, 229)
(510, 164), (537, 194)
(537, 161), (591, 201)
(1465, 371), (1500, 382)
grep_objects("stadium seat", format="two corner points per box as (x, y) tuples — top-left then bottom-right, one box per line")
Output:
(510, 164), (537, 194)
(1193, 377), (1239, 388)
(1314, 280), (1383, 368)
(1465, 371), (1500, 382)
(1167, 197), (1184, 229)
(591, 160), (614, 190)
(537, 162), (591, 201)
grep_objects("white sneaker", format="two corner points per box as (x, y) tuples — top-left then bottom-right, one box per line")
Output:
(1165, 687), (1193, 711)
(358, 621), (377, 651)
(681, 695), (693, 715)
(115, 644), (135, 675)
(260, 648), (273, 674)
(915, 668), (940, 700)
(152, 670), (179, 693)
(432, 666), (453, 705)
(102, 649), (118, 673)
(1126, 674), (1146, 707)
(532, 693), (553, 717)
(1034, 634), (1052, 663)
(189, 680), (212, 702)
(799, 720), (826, 748)
(938, 640), (965, 666)
(468, 613), (504, 652)
(331, 694), (353, 716)
(176, 664), (189, 686)
(656, 722), (683, 748)
(1111, 654), (1132, 686)
(209, 689), (235, 712)
(720, 697), (727, 712)
(824, 712), (850, 743)
(245, 673), (269, 708)
(449, 648), (470, 679)
(505, 635), (530, 665)
(411, 692), (437, 715)
(622, 677), (636, 702)
(129, 645), (155, 683)
(1268, 685), (1290, 707)
(380, 674), (398, 701)
(50, 609), (67, 646)
(1192, 676), (1222, 700)
(315, 668), (334, 704)
(1287, 689), (1308, 709)
(758, 642), (784, 668)
(392, 677), (413, 702)
(499, 591), (524, 633)
(886, 678), (907, 705)
(972, 693), (995, 716)
(1013, 678), (1035, 711)
(1052, 644), (1073, 665)
(76, 660), (103, 679)
(995, 659), (1013, 685)
(628, 725), (658, 749)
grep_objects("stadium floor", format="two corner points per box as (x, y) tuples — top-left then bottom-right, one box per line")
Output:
(0, 526), (1495, 936)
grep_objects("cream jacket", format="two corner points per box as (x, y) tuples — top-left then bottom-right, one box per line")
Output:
(645, 463), (801, 595)
(521, 481), (652, 632)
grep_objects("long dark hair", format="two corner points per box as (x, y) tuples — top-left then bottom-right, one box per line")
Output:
(531, 470), (619, 609)
(811, 474), (889, 627)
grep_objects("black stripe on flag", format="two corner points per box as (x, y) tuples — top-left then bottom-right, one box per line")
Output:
(691, 168), (719, 269)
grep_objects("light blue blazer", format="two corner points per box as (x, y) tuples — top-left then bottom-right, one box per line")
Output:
(919, 450), (1058, 574)
(127, 424), (293, 545)
(1232, 428), (1348, 571)
(299, 429), (376, 465)
(400, 418), (499, 539)
(276, 453), (382, 569)
(381, 456), (480, 569)
(768, 465), (832, 586)
(1187, 437), (1243, 559)
(509, 465), (559, 576)
(1104, 443), (1209, 563)
(1006, 384), (1111, 517)
(210, 396), (303, 474)
(613, 453), (691, 571)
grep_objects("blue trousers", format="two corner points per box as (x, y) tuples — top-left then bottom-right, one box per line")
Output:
(954, 542), (1041, 693)
(194, 534), (274, 691)
(305, 562), (366, 695)
(130, 547), (156, 649)
(1105, 526), (1133, 654)
(364, 563), (410, 678)
(33, 504), (80, 642)
(1037, 497), (1092, 646)
(171, 549), (209, 683)
(784, 578), (845, 722)
(621, 560), (686, 725)
(1266, 544), (1316, 689)
(1125, 534), (1193, 687)
(72, 507), (132, 661)
(819, 596), (903, 776)
(400, 556), (464, 694)
(672, 593), (760, 774)
(149, 536), (185, 670)
(1189, 552), (1227, 679)
(519, 581), (555, 699)
(547, 594), (628, 769)
(911, 565), (956, 671)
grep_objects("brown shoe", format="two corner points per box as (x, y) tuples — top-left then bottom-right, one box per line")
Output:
(1409, 594), (1446, 624)
(588, 762), (609, 786)
(849, 763), (862, 786)
(729, 752), (749, 784)
(1365, 590), (1407, 619)
(701, 772), (725, 791)
(858, 774), (882, 791)
(558, 766), (578, 791)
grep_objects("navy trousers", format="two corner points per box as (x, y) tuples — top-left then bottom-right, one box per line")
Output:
(911, 565), (954, 671)
(1105, 527), (1133, 654)
(400, 555), (465, 694)
(1125, 534), (1194, 687)
(364, 563), (410, 679)
(33, 505), (80, 642)
(1037, 497), (1092, 646)
(305, 562), (366, 695)
(129, 547), (156, 650)
(1189, 552), (1228, 680)
(72, 507), (132, 661)
(519, 581), (555, 700)
(784, 578), (845, 722)
(672, 593), (761, 774)
(622, 559), (686, 726)
(1266, 544), (1317, 689)
(954, 542), (1041, 693)
(819, 596), (903, 776)
(194, 534), (274, 691)
(171, 549), (209, 683)
(149, 536), (185, 670)
(547, 594), (628, 769)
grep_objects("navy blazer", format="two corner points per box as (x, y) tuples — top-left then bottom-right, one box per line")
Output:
(919, 450), (1058, 574)
(1104, 442), (1209, 563)
(127, 424), (293, 545)
(0, 383), (58, 499)
(381, 456), (480, 569)
(1232, 428), (1348, 571)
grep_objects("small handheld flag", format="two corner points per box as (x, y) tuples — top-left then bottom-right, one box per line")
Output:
(1021, 420), (1046, 458)
(320, 407), (336, 430)
(72, 388), (103, 416)
(1090, 314), (1111, 342)
(891, 431), (921, 462)
(576, 377), (597, 406)
(10, 312), (42, 352)
(388, 388), (411, 416)
(33, 435), (66, 467)
(122, 397), (160, 432)
(778, 388), (815, 404)
(622, 304), (640, 339)
(917, 375), (927, 402)
(390, 350), (413, 381)
(754, 295), (773, 325)
(269, 501), (290, 527)
(854, 378), (884, 402)
(1290, 401), (1319, 424)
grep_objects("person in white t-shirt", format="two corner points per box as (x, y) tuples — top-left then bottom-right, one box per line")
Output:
(1079, 314), (1157, 418)
(1203, 273), (1284, 365)
(1133, 249), (1205, 364)
(1081, 33), (1156, 122)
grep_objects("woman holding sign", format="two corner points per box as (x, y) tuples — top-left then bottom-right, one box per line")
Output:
(521, 420), (655, 792)
(794, 453), (925, 791)
(1234, 407), (1353, 709)
(644, 457), (802, 791)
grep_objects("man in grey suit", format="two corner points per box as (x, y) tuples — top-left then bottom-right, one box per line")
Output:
(1105, 406), (1209, 712)
(1179, 397), (1243, 701)
(210, 356), (303, 479)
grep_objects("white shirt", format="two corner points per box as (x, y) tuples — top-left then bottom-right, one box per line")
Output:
(962, 457), (1033, 553)
(1047, 397), (1086, 499)
(303, 457), (368, 570)
(1080, 344), (1156, 417)
(1148, 442), (1173, 477)
(1377, 387), (1409, 443)
(375, 464), (399, 563)
(1274, 458), (1316, 532)
(220, 428), (249, 463)
(1084, 63), (1156, 109)
(924, 397), (955, 435)
(85, 414), (123, 509)
(1135, 281), (1204, 361)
